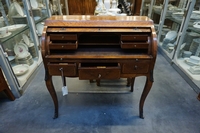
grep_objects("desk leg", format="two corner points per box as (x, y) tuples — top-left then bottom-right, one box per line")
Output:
(45, 74), (58, 119)
(139, 73), (153, 119)
(130, 77), (135, 92)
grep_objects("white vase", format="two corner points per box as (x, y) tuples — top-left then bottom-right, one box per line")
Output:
(94, 0), (107, 15)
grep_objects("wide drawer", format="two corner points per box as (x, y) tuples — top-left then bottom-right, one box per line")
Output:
(78, 63), (121, 80)
(122, 62), (149, 74)
(48, 63), (77, 76)
(49, 34), (77, 41)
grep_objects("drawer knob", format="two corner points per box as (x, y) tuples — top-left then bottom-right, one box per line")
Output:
(134, 65), (138, 70)
(98, 74), (101, 78)
(62, 46), (64, 48)
(60, 58), (63, 60)
(62, 36), (64, 39)
(134, 45), (137, 47)
(136, 59), (138, 61)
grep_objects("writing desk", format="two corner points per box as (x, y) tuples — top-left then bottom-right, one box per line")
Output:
(41, 15), (157, 119)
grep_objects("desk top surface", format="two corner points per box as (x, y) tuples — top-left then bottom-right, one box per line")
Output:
(44, 15), (154, 28)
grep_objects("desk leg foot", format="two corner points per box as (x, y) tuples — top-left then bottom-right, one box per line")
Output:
(139, 112), (144, 119)
(45, 73), (59, 119)
(53, 111), (58, 119)
(139, 74), (153, 119)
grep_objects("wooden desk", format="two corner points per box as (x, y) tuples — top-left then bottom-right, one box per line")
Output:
(41, 15), (157, 119)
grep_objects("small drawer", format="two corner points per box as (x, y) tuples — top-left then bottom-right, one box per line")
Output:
(121, 41), (149, 49)
(48, 63), (77, 76)
(49, 41), (78, 50)
(78, 63), (121, 80)
(122, 62), (149, 74)
(121, 34), (148, 42)
(50, 34), (77, 41)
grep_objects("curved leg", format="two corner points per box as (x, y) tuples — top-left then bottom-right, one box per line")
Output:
(127, 78), (131, 87)
(96, 79), (100, 86)
(45, 72), (58, 119)
(139, 75), (153, 119)
(130, 77), (135, 92)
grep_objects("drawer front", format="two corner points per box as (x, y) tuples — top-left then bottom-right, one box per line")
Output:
(121, 34), (148, 42)
(50, 34), (77, 41)
(121, 41), (149, 49)
(78, 63), (120, 80)
(48, 63), (77, 76)
(122, 63), (149, 74)
(49, 41), (78, 50)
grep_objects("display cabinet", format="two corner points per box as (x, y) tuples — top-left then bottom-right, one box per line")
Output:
(0, 0), (50, 97)
(151, 0), (200, 95)
(173, 0), (200, 93)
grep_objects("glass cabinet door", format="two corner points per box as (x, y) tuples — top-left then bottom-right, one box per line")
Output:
(173, 0), (200, 92)
(0, 0), (50, 95)
(152, 0), (188, 59)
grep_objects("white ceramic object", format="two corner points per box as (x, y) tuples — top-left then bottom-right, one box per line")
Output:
(193, 22), (200, 29)
(14, 43), (29, 59)
(109, 0), (120, 15)
(22, 34), (30, 45)
(190, 56), (200, 63)
(34, 16), (41, 21)
(0, 32), (12, 38)
(172, 12), (184, 18)
(0, 27), (8, 37)
(29, 43), (34, 47)
(104, 0), (111, 10)
(1, 24), (26, 32)
(14, 2), (24, 16)
(184, 56), (200, 66)
(36, 23), (44, 36)
(30, 0), (39, 9)
(184, 58), (198, 66)
(8, 1), (24, 17)
(12, 64), (29, 76)
(165, 31), (177, 41)
(0, 17), (5, 27)
(182, 51), (192, 58)
(188, 66), (200, 74)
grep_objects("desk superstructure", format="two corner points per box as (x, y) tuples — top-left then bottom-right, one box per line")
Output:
(41, 15), (157, 119)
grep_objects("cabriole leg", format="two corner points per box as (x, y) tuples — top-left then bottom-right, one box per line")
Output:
(139, 72), (154, 119)
(45, 72), (58, 119)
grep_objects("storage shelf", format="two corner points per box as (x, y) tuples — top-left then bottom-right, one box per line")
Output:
(176, 58), (200, 81)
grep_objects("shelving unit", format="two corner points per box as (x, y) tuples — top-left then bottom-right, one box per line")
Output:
(0, 0), (50, 97)
(150, 0), (200, 94)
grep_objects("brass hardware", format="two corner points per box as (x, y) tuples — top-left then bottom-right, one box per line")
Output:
(134, 65), (138, 70)
(97, 66), (106, 68)
(98, 74), (101, 78)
